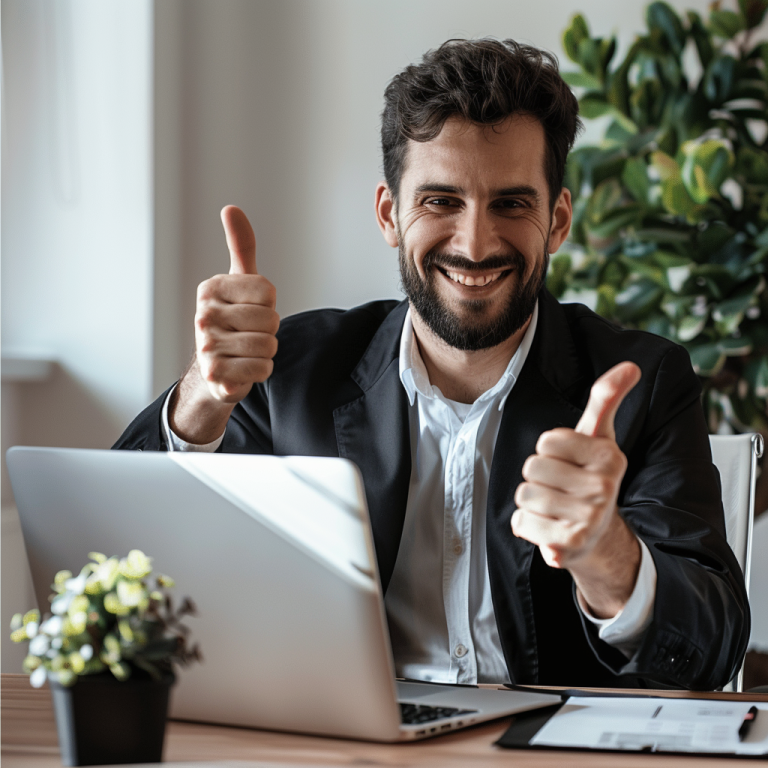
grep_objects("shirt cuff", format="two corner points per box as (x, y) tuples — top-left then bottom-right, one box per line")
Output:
(578, 537), (656, 658)
(161, 385), (225, 453)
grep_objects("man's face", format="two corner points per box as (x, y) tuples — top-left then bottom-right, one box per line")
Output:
(379, 115), (570, 351)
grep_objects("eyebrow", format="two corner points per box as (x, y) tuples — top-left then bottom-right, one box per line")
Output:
(413, 183), (541, 201)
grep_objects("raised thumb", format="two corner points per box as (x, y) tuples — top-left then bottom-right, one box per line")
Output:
(221, 205), (258, 275)
(575, 362), (641, 440)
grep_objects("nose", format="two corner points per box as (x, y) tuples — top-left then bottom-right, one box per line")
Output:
(450, 204), (502, 262)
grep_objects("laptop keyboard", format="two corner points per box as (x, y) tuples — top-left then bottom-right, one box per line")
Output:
(399, 702), (478, 725)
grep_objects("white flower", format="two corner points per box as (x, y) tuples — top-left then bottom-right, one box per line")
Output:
(80, 644), (93, 661)
(40, 616), (63, 636)
(64, 573), (88, 595)
(51, 594), (73, 616)
(117, 579), (145, 607)
(25, 622), (39, 639)
(30, 666), (48, 688)
(29, 635), (50, 656)
(51, 637), (63, 649)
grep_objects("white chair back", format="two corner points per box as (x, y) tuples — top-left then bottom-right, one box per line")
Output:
(709, 433), (763, 590)
(708, 433), (763, 691)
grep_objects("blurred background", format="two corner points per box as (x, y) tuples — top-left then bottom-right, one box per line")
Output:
(3, 0), (756, 674)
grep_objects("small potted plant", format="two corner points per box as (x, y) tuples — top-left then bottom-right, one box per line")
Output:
(9, 549), (201, 766)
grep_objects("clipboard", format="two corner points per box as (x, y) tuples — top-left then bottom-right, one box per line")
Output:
(496, 692), (768, 758)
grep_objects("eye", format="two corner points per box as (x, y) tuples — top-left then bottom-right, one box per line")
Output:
(495, 198), (525, 210)
(425, 197), (456, 207)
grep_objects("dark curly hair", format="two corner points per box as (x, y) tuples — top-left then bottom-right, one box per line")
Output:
(381, 38), (581, 209)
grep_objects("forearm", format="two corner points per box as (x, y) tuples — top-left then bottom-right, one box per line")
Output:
(169, 357), (235, 445)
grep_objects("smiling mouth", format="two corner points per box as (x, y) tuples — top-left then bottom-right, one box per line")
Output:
(437, 267), (512, 287)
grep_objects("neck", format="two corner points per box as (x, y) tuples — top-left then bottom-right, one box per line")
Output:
(410, 309), (532, 404)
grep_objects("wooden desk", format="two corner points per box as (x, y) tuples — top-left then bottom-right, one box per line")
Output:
(2, 673), (765, 767)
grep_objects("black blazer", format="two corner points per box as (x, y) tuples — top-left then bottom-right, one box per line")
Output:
(115, 289), (750, 689)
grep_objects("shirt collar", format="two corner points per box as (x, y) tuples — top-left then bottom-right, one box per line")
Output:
(398, 300), (539, 409)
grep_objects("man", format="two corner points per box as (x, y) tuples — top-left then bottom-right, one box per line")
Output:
(116, 39), (749, 689)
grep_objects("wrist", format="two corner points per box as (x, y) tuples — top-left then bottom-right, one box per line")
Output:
(569, 513), (641, 619)
(169, 360), (235, 444)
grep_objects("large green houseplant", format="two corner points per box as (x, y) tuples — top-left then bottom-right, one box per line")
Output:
(550, 0), (768, 443)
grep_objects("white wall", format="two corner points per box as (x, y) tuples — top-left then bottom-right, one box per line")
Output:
(2, 0), (153, 671)
(2, 0), (154, 437)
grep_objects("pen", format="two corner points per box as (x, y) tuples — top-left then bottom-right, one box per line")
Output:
(738, 706), (758, 741)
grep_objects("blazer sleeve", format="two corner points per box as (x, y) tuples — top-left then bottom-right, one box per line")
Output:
(112, 380), (274, 455)
(581, 345), (751, 689)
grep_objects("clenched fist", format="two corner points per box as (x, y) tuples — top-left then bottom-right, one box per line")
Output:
(195, 206), (280, 403)
(511, 362), (643, 618)
(169, 206), (279, 445)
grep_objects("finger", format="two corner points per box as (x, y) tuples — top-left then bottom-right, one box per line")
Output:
(576, 362), (641, 440)
(514, 481), (594, 523)
(196, 302), (280, 335)
(535, 428), (626, 473)
(522, 454), (611, 498)
(198, 330), (278, 361)
(199, 356), (274, 390)
(510, 510), (572, 567)
(221, 205), (258, 275)
(197, 274), (276, 309)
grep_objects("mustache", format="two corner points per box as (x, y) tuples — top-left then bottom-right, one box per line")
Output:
(422, 250), (524, 273)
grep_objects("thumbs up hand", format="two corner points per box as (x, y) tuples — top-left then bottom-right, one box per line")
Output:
(511, 362), (643, 618)
(194, 206), (280, 404)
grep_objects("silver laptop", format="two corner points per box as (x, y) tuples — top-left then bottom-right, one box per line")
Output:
(7, 447), (560, 741)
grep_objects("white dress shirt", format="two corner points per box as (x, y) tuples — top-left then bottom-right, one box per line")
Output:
(163, 302), (657, 683)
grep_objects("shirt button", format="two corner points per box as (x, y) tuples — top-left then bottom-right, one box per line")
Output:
(454, 644), (468, 658)
(453, 541), (463, 555)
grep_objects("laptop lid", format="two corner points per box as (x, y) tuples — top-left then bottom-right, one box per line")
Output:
(7, 447), (403, 740)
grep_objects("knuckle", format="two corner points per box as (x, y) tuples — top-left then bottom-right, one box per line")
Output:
(206, 359), (225, 382)
(251, 359), (274, 383)
(521, 456), (535, 480)
(197, 275), (223, 301)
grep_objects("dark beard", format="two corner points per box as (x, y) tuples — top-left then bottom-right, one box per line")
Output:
(399, 246), (548, 351)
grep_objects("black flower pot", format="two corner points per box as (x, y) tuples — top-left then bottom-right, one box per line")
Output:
(49, 672), (175, 766)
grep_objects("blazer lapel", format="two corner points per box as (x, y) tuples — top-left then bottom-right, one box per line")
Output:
(333, 301), (411, 594)
(486, 289), (589, 683)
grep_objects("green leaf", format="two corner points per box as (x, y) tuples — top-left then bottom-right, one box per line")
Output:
(681, 140), (734, 203)
(562, 70), (603, 90)
(751, 356), (768, 397)
(687, 11), (714, 68)
(736, 147), (768, 185)
(588, 206), (642, 239)
(622, 157), (651, 203)
(738, 0), (768, 29)
(703, 55), (737, 103)
(563, 14), (590, 64)
(717, 336), (753, 356)
(614, 278), (664, 320)
(647, 2), (686, 56)
(650, 150), (680, 181)
(678, 314), (708, 342)
(579, 95), (613, 119)
(688, 343), (725, 375)
(546, 254), (572, 298)
(661, 176), (701, 219)
(709, 9), (746, 39)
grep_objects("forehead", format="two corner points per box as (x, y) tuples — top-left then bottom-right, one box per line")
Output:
(401, 114), (548, 194)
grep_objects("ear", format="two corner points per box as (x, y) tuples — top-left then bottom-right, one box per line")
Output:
(375, 182), (399, 248)
(547, 187), (572, 255)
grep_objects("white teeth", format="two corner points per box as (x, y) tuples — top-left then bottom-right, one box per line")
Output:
(446, 270), (503, 286)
